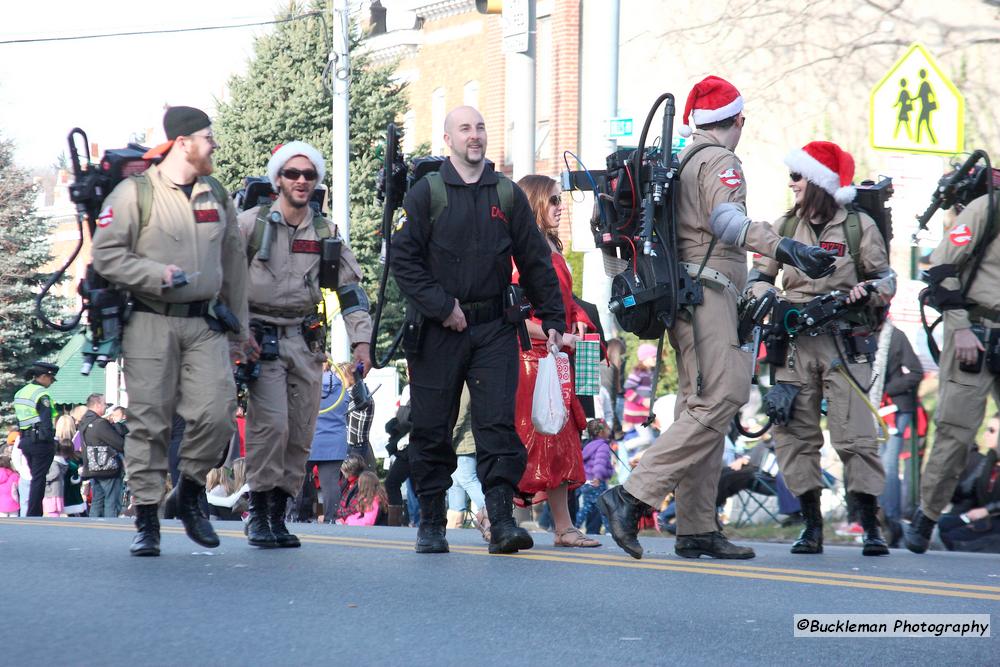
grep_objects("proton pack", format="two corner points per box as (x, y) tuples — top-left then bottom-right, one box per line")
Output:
(35, 128), (159, 374)
(560, 93), (705, 340)
(916, 149), (998, 363)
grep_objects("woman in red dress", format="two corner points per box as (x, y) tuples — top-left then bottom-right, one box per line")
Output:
(513, 175), (600, 548)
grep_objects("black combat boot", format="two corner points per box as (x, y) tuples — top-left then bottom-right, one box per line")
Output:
(790, 488), (824, 554)
(130, 504), (161, 557)
(485, 485), (533, 554)
(246, 491), (279, 548)
(903, 507), (936, 554)
(268, 489), (301, 548)
(675, 532), (755, 559)
(853, 492), (889, 556)
(598, 485), (648, 559)
(176, 475), (220, 548)
(415, 493), (449, 553)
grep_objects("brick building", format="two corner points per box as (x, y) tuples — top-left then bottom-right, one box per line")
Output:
(363, 0), (582, 244)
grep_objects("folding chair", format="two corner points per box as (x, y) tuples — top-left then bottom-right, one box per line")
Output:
(729, 445), (782, 528)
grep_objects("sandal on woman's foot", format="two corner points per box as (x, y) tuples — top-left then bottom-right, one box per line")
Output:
(473, 508), (491, 543)
(554, 527), (601, 548)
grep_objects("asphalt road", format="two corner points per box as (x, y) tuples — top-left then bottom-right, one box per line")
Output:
(1, 518), (997, 666)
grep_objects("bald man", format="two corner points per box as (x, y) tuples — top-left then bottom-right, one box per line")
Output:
(391, 106), (566, 555)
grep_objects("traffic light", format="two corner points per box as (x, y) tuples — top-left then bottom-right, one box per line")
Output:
(476, 0), (503, 14)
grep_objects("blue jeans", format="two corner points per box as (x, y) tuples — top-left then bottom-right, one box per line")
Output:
(91, 476), (123, 518)
(938, 514), (1000, 552)
(447, 454), (485, 512)
(405, 479), (420, 527)
(575, 481), (608, 533)
(880, 412), (911, 522)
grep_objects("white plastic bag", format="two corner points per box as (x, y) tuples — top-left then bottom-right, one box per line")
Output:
(532, 351), (569, 435)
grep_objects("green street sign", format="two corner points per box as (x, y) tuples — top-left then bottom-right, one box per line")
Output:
(608, 117), (633, 138)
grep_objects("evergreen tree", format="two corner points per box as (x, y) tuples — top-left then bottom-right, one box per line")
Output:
(213, 2), (408, 352)
(0, 135), (71, 412)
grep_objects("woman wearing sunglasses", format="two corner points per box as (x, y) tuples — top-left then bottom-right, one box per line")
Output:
(511, 174), (600, 548)
(745, 141), (896, 556)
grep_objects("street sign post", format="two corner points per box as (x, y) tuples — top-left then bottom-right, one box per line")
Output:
(870, 43), (964, 155)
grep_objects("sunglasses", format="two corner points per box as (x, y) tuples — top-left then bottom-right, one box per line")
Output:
(548, 194), (562, 207)
(789, 173), (803, 182)
(281, 168), (318, 182)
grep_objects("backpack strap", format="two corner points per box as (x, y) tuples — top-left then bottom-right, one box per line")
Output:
(133, 173), (154, 233)
(843, 210), (863, 281)
(496, 173), (513, 223)
(311, 211), (332, 239)
(779, 213), (798, 239)
(426, 171), (447, 225)
(424, 169), (511, 225)
(247, 203), (272, 265)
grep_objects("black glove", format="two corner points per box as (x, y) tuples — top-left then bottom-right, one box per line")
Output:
(775, 238), (837, 279)
(762, 383), (801, 427)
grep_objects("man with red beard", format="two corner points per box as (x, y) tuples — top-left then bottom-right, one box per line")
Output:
(92, 106), (249, 556)
(238, 141), (372, 548)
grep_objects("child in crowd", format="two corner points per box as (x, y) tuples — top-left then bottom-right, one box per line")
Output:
(622, 344), (657, 433)
(336, 455), (366, 522)
(44, 450), (69, 517)
(0, 454), (19, 517)
(338, 470), (386, 526)
(576, 419), (614, 534)
(61, 444), (87, 516)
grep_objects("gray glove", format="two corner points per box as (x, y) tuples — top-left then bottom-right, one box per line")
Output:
(708, 202), (751, 247)
(775, 237), (837, 279)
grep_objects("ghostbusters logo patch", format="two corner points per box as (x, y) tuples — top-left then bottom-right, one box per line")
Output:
(949, 224), (973, 247)
(718, 168), (742, 189)
(97, 206), (114, 228)
(820, 241), (846, 257)
(394, 212), (407, 234)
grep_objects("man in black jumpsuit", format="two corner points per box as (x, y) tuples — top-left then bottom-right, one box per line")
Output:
(391, 105), (565, 554)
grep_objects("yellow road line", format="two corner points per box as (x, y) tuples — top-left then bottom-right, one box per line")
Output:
(5, 519), (1000, 601)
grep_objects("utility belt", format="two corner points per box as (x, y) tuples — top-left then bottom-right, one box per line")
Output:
(459, 297), (504, 327)
(133, 298), (211, 318)
(679, 262), (735, 293)
(133, 297), (241, 334)
(250, 310), (326, 358)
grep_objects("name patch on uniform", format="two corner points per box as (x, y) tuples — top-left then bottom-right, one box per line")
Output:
(718, 168), (742, 189)
(820, 241), (846, 257)
(291, 239), (321, 254)
(491, 206), (508, 224)
(194, 209), (220, 223)
(97, 206), (114, 228)
(949, 223), (973, 247)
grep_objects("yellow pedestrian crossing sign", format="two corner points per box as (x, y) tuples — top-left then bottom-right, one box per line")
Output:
(870, 43), (964, 155)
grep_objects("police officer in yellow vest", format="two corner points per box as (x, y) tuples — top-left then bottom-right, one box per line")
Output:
(91, 106), (249, 557)
(13, 361), (59, 516)
(599, 77), (837, 560)
(906, 190), (1000, 553)
(747, 141), (895, 557)
(238, 141), (373, 548)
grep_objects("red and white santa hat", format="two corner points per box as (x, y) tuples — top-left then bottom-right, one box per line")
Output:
(784, 141), (856, 205)
(266, 141), (326, 189)
(678, 76), (744, 138)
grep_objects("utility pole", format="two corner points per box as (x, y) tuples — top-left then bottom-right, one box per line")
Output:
(506, 0), (536, 180)
(330, 0), (351, 361)
(331, 0), (351, 245)
(579, 0), (621, 337)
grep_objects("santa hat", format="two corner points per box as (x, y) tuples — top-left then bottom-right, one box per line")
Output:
(784, 141), (856, 205)
(266, 141), (326, 189)
(678, 76), (744, 138)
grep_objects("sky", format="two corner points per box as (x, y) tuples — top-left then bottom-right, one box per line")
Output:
(0, 0), (296, 169)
